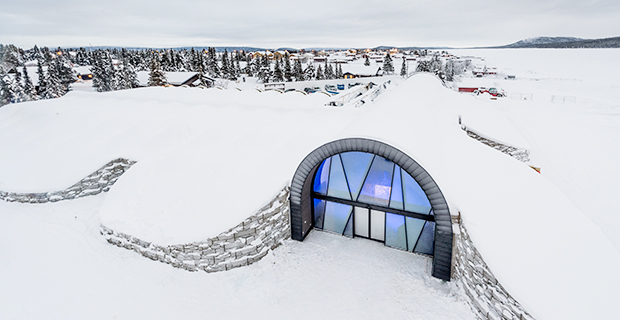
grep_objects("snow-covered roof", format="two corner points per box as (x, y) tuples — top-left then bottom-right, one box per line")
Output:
(137, 71), (198, 86)
(74, 65), (92, 75)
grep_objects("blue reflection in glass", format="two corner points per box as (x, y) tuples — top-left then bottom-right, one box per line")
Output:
(343, 213), (353, 237)
(389, 167), (404, 210)
(402, 171), (431, 214)
(385, 213), (407, 250)
(313, 157), (331, 195)
(357, 156), (394, 206)
(323, 201), (353, 234)
(405, 217), (426, 251)
(414, 221), (435, 255)
(340, 152), (374, 200)
(313, 198), (326, 229)
(327, 155), (352, 200)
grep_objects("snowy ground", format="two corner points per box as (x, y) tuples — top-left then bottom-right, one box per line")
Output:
(1, 48), (620, 320)
(0, 194), (475, 320)
(453, 48), (620, 251)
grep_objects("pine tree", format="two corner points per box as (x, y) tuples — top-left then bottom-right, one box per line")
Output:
(36, 60), (47, 98)
(207, 48), (220, 78)
(383, 53), (394, 75)
(335, 64), (343, 79)
(315, 65), (324, 80)
(0, 76), (13, 106)
(272, 58), (283, 82)
(283, 53), (292, 82)
(148, 56), (167, 86)
(364, 55), (370, 66)
(326, 62), (335, 79)
(304, 63), (315, 80)
(43, 60), (63, 99)
(12, 69), (26, 103)
(400, 57), (407, 77)
(23, 65), (37, 101)
(220, 49), (231, 79)
(293, 59), (304, 81)
(443, 59), (455, 81)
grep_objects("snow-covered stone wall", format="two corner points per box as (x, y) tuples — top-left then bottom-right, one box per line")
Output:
(453, 217), (535, 320)
(100, 186), (291, 273)
(462, 127), (530, 163)
(0, 158), (136, 203)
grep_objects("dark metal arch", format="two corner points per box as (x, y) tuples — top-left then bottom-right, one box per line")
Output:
(290, 138), (453, 281)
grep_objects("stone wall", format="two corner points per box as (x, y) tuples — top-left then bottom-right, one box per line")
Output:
(100, 186), (291, 273)
(461, 126), (530, 163)
(453, 216), (536, 320)
(0, 158), (136, 203)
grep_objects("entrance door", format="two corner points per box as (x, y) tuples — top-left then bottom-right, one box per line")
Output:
(353, 207), (385, 241)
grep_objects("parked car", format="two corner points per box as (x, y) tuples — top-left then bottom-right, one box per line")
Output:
(303, 87), (321, 94)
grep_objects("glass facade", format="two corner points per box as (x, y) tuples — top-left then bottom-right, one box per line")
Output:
(311, 151), (435, 256)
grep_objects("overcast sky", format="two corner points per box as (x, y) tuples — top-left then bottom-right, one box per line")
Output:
(1, 0), (619, 49)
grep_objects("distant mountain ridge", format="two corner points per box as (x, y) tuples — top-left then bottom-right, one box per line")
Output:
(493, 36), (620, 48)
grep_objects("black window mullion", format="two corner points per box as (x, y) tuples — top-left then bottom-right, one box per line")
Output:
(338, 154), (354, 201)
(412, 220), (427, 252)
(355, 155), (376, 202)
(312, 193), (435, 222)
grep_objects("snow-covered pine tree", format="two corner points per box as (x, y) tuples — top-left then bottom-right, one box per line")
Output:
(127, 59), (140, 88)
(272, 58), (283, 82)
(364, 55), (370, 66)
(335, 64), (343, 79)
(35, 60), (47, 98)
(22, 65), (37, 101)
(443, 59), (455, 81)
(315, 65), (324, 80)
(304, 63), (315, 80)
(283, 53), (292, 82)
(220, 49), (231, 79)
(148, 56), (167, 86)
(11, 69), (26, 103)
(327, 63), (335, 79)
(383, 53), (394, 75)
(0, 76), (13, 106)
(57, 56), (76, 93)
(400, 57), (407, 77)
(207, 48), (220, 78)
(43, 60), (63, 99)
(416, 59), (431, 73)
(293, 59), (304, 81)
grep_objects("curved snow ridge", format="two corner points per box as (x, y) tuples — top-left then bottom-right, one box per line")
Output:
(461, 125), (530, 162)
(100, 186), (291, 273)
(0, 158), (136, 204)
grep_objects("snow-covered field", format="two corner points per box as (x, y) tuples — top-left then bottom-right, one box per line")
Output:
(1, 48), (620, 320)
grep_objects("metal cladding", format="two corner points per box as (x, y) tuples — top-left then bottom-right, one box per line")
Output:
(290, 138), (453, 281)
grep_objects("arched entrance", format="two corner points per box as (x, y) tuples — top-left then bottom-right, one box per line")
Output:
(290, 138), (453, 281)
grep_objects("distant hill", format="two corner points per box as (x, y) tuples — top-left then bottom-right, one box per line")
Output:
(492, 36), (620, 48)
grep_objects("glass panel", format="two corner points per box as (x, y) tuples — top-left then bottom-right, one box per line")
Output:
(370, 210), (385, 241)
(389, 167), (404, 210)
(402, 170), (432, 214)
(323, 201), (353, 234)
(313, 157), (331, 195)
(405, 217), (426, 251)
(358, 156), (395, 206)
(414, 221), (435, 255)
(354, 206), (369, 237)
(343, 213), (353, 237)
(327, 154), (352, 200)
(340, 152), (374, 200)
(313, 198), (326, 229)
(385, 213), (407, 250)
